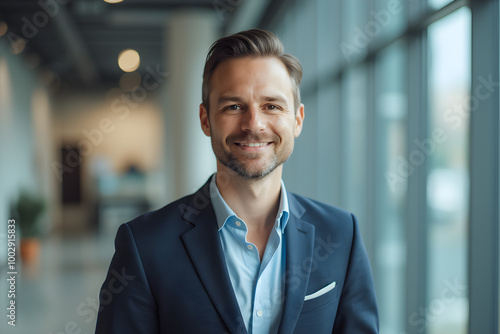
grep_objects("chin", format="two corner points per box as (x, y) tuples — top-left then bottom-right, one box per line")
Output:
(234, 162), (281, 179)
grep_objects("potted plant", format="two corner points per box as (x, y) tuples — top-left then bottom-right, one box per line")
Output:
(12, 191), (45, 264)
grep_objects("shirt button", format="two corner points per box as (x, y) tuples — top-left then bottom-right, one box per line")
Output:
(247, 244), (254, 250)
(256, 310), (263, 317)
(235, 220), (241, 227)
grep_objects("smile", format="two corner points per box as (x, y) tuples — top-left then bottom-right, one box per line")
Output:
(236, 142), (271, 147)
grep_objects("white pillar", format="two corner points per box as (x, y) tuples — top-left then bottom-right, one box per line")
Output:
(164, 11), (219, 200)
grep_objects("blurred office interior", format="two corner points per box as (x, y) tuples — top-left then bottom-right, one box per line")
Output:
(0, 0), (498, 333)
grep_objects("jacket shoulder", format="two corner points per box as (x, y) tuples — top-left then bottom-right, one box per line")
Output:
(287, 192), (358, 241)
(123, 194), (194, 238)
(288, 192), (353, 222)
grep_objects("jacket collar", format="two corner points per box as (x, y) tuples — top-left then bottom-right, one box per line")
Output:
(180, 177), (247, 334)
(278, 193), (315, 334)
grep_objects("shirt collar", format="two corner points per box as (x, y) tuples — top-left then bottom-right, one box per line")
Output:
(210, 174), (290, 232)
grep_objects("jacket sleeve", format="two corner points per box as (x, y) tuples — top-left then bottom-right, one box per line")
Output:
(95, 223), (159, 334)
(332, 214), (379, 333)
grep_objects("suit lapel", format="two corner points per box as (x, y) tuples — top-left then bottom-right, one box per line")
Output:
(180, 178), (247, 334)
(278, 194), (315, 334)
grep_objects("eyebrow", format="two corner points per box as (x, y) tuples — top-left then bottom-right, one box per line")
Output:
(216, 96), (244, 106)
(263, 95), (288, 105)
(215, 95), (289, 106)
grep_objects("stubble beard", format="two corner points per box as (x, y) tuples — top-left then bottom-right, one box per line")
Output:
(210, 133), (293, 180)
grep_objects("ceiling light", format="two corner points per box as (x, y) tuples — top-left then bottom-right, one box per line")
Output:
(118, 49), (140, 72)
(104, 0), (124, 3)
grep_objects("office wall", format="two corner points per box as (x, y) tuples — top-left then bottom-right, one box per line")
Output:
(0, 39), (55, 264)
(52, 92), (165, 232)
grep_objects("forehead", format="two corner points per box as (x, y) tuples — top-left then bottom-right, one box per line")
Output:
(209, 57), (294, 99)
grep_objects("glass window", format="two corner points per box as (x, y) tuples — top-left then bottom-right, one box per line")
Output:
(372, 0), (407, 45)
(282, 92), (318, 199)
(292, 94), (319, 198)
(428, 0), (454, 10)
(341, 0), (369, 63)
(427, 7), (471, 334)
(341, 66), (368, 228)
(374, 41), (407, 334)
(272, 3), (295, 57)
(317, 82), (341, 205)
(280, 1), (319, 199)
(318, 0), (341, 73)
(291, 0), (318, 84)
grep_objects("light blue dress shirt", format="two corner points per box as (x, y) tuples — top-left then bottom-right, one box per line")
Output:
(210, 175), (289, 334)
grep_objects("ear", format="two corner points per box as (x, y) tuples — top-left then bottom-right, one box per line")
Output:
(199, 103), (211, 137)
(293, 103), (305, 137)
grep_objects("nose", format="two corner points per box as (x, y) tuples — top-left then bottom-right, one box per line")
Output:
(241, 106), (266, 133)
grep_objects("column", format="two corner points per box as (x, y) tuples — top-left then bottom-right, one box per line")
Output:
(164, 10), (220, 201)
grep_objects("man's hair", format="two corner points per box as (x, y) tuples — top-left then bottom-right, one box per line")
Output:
(202, 29), (303, 113)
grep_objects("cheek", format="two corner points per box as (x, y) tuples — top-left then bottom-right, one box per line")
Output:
(211, 118), (237, 139)
(273, 117), (296, 137)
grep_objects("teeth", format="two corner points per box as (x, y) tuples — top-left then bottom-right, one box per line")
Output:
(240, 143), (268, 147)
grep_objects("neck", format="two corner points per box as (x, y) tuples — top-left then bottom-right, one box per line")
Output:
(216, 164), (282, 230)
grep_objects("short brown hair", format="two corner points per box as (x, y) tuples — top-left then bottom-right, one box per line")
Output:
(202, 29), (303, 112)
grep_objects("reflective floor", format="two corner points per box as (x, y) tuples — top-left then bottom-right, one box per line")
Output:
(0, 234), (115, 334)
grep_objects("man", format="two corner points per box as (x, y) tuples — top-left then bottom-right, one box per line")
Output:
(95, 29), (378, 334)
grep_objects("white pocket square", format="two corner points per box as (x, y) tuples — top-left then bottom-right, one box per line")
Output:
(304, 281), (337, 301)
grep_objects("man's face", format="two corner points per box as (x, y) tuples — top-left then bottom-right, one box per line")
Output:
(200, 57), (304, 179)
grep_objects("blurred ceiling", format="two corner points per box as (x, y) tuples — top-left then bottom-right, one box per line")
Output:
(0, 0), (280, 92)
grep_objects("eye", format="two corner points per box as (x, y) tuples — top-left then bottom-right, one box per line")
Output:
(223, 104), (242, 111)
(265, 104), (282, 111)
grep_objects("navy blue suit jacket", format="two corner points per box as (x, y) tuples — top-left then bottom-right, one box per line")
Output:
(95, 177), (378, 333)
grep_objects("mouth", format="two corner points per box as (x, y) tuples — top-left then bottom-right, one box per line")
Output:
(235, 142), (272, 147)
(233, 141), (273, 152)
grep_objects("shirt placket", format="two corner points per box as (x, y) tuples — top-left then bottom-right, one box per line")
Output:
(251, 224), (281, 333)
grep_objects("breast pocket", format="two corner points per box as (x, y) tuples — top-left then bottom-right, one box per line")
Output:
(301, 281), (338, 313)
